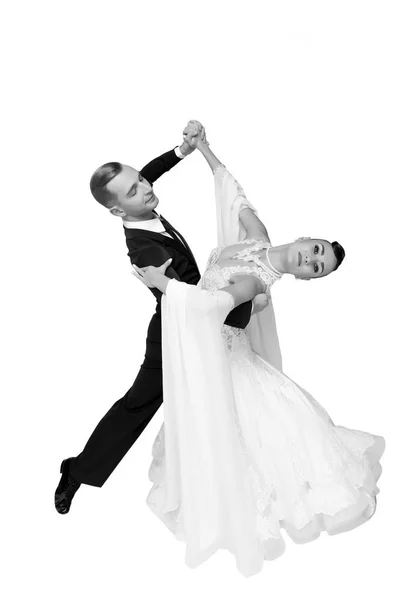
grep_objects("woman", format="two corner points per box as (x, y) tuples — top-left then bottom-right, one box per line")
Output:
(131, 135), (385, 577)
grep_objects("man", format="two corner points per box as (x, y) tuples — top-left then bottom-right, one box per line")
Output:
(54, 121), (256, 514)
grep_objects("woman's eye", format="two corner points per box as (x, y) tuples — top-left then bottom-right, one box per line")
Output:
(314, 264), (319, 273)
(314, 245), (319, 254)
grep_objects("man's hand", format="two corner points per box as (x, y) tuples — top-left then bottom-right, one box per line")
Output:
(180, 120), (208, 155)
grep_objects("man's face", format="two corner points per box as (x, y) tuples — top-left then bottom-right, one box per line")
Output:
(287, 238), (337, 279)
(107, 165), (159, 219)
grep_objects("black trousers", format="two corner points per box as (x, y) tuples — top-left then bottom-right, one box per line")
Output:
(69, 313), (163, 487)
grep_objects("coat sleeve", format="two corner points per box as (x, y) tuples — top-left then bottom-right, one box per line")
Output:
(140, 148), (182, 185)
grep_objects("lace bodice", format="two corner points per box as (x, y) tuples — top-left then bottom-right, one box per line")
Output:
(199, 238), (282, 295)
(199, 239), (282, 353)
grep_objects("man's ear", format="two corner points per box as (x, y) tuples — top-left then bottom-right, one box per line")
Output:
(109, 206), (125, 218)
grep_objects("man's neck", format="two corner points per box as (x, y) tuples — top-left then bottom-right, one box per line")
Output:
(123, 211), (157, 222)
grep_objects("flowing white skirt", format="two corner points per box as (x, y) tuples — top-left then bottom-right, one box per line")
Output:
(146, 281), (385, 577)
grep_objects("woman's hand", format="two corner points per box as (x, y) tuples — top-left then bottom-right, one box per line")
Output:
(183, 133), (207, 150)
(131, 258), (173, 288)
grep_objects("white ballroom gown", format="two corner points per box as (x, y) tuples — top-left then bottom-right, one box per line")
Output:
(145, 167), (385, 577)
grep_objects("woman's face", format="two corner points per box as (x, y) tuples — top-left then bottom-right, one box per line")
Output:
(287, 237), (337, 279)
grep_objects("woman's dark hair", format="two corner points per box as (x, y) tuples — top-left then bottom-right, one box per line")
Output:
(89, 162), (123, 208)
(331, 241), (345, 271)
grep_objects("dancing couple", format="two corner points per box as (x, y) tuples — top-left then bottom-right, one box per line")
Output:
(55, 121), (384, 577)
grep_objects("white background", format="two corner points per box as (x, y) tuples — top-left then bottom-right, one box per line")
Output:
(2, 1), (399, 598)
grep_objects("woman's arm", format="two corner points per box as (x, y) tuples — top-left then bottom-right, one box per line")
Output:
(150, 272), (264, 308)
(186, 136), (223, 173)
(131, 264), (173, 294)
(239, 207), (271, 242)
(219, 274), (265, 308)
(145, 270), (172, 294)
(133, 266), (264, 308)
(190, 134), (270, 241)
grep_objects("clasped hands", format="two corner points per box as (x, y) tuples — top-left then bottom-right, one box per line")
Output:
(179, 119), (209, 155)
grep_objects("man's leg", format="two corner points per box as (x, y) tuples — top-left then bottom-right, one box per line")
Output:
(68, 313), (162, 487)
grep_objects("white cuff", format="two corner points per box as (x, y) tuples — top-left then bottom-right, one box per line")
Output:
(174, 146), (185, 159)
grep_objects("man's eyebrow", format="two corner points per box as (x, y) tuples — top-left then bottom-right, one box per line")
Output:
(321, 243), (325, 255)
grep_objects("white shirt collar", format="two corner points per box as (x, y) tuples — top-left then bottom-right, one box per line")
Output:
(122, 214), (165, 233)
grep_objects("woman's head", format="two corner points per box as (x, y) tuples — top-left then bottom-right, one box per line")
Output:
(286, 237), (345, 279)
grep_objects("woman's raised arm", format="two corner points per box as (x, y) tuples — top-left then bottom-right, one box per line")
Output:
(239, 207), (271, 242)
(189, 133), (271, 242)
(186, 136), (224, 173)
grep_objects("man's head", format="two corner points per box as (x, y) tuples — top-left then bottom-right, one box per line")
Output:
(90, 163), (159, 220)
(286, 237), (345, 279)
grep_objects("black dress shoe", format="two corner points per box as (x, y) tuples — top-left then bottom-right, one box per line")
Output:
(55, 457), (81, 514)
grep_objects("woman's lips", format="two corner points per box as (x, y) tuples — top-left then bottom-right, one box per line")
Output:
(298, 252), (301, 266)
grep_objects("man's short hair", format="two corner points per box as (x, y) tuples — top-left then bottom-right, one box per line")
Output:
(90, 162), (123, 208)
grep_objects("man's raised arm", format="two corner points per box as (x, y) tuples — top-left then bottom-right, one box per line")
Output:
(140, 121), (206, 185)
